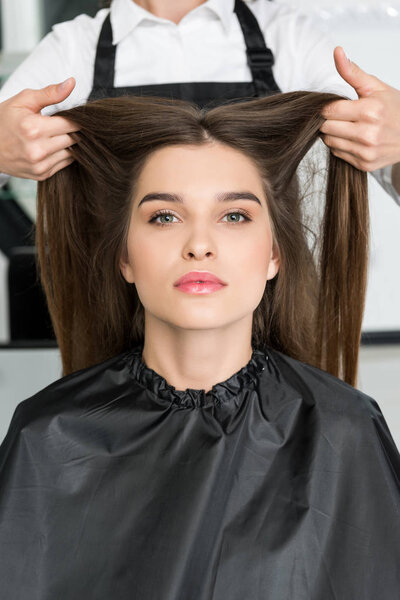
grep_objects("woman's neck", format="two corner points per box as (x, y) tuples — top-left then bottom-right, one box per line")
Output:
(132, 0), (207, 24)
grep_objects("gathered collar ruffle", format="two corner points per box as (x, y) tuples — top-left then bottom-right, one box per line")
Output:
(126, 343), (271, 408)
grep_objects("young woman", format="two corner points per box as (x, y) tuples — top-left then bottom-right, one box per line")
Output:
(0, 91), (399, 598)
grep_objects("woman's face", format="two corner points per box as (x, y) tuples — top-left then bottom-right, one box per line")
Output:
(120, 141), (280, 334)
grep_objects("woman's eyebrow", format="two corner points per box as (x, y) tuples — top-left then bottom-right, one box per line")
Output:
(137, 191), (262, 207)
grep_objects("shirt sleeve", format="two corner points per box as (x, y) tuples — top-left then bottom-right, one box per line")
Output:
(0, 29), (74, 107)
(371, 165), (400, 206)
(268, 5), (400, 206)
(0, 12), (104, 189)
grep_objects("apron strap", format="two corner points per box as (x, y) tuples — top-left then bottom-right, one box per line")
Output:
(234, 0), (280, 95)
(92, 13), (115, 90)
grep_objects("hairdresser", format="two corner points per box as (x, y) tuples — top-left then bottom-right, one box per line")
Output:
(0, 0), (399, 203)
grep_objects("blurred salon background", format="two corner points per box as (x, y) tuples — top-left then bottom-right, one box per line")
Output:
(0, 0), (399, 445)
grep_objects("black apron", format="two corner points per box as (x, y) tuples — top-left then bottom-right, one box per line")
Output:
(88, 0), (281, 108)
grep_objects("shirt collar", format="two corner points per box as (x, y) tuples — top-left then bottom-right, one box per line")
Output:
(110, 0), (236, 45)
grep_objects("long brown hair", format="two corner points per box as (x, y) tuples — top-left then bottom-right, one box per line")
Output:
(36, 92), (369, 386)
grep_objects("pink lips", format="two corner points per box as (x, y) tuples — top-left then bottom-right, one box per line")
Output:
(174, 271), (227, 294)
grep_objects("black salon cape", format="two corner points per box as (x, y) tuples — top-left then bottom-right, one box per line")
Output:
(1, 344), (399, 599)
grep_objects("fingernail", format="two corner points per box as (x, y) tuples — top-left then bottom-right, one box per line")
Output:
(59, 77), (71, 91)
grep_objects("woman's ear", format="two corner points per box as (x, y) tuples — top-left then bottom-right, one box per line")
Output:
(267, 240), (280, 281)
(119, 247), (135, 284)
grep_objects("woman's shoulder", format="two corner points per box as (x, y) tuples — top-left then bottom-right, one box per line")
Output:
(8, 348), (136, 435)
(266, 346), (380, 419)
(265, 346), (400, 460)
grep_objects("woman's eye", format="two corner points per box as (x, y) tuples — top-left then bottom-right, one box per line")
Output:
(148, 212), (178, 226)
(148, 210), (252, 227)
(223, 211), (251, 223)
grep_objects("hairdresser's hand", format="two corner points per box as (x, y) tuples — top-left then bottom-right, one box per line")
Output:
(0, 77), (80, 181)
(320, 46), (400, 188)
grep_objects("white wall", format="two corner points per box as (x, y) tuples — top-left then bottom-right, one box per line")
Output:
(1, 0), (43, 52)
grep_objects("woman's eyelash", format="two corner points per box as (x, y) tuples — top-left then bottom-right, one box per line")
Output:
(148, 209), (252, 227)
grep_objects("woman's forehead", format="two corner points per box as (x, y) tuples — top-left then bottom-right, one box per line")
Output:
(134, 143), (267, 202)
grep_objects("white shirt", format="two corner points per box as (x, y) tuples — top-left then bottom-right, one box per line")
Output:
(0, 0), (398, 204)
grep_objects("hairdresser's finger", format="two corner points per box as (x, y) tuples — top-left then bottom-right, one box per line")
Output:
(321, 133), (352, 153)
(321, 96), (387, 124)
(321, 131), (384, 160)
(319, 120), (360, 140)
(29, 148), (75, 179)
(15, 78), (76, 113)
(19, 157), (74, 181)
(33, 157), (75, 181)
(321, 99), (353, 121)
(320, 120), (383, 149)
(327, 144), (385, 172)
(39, 114), (80, 136)
(39, 133), (77, 157)
(329, 148), (363, 169)
(23, 139), (74, 168)
(333, 46), (389, 98)
(19, 114), (80, 141)
(45, 157), (75, 179)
